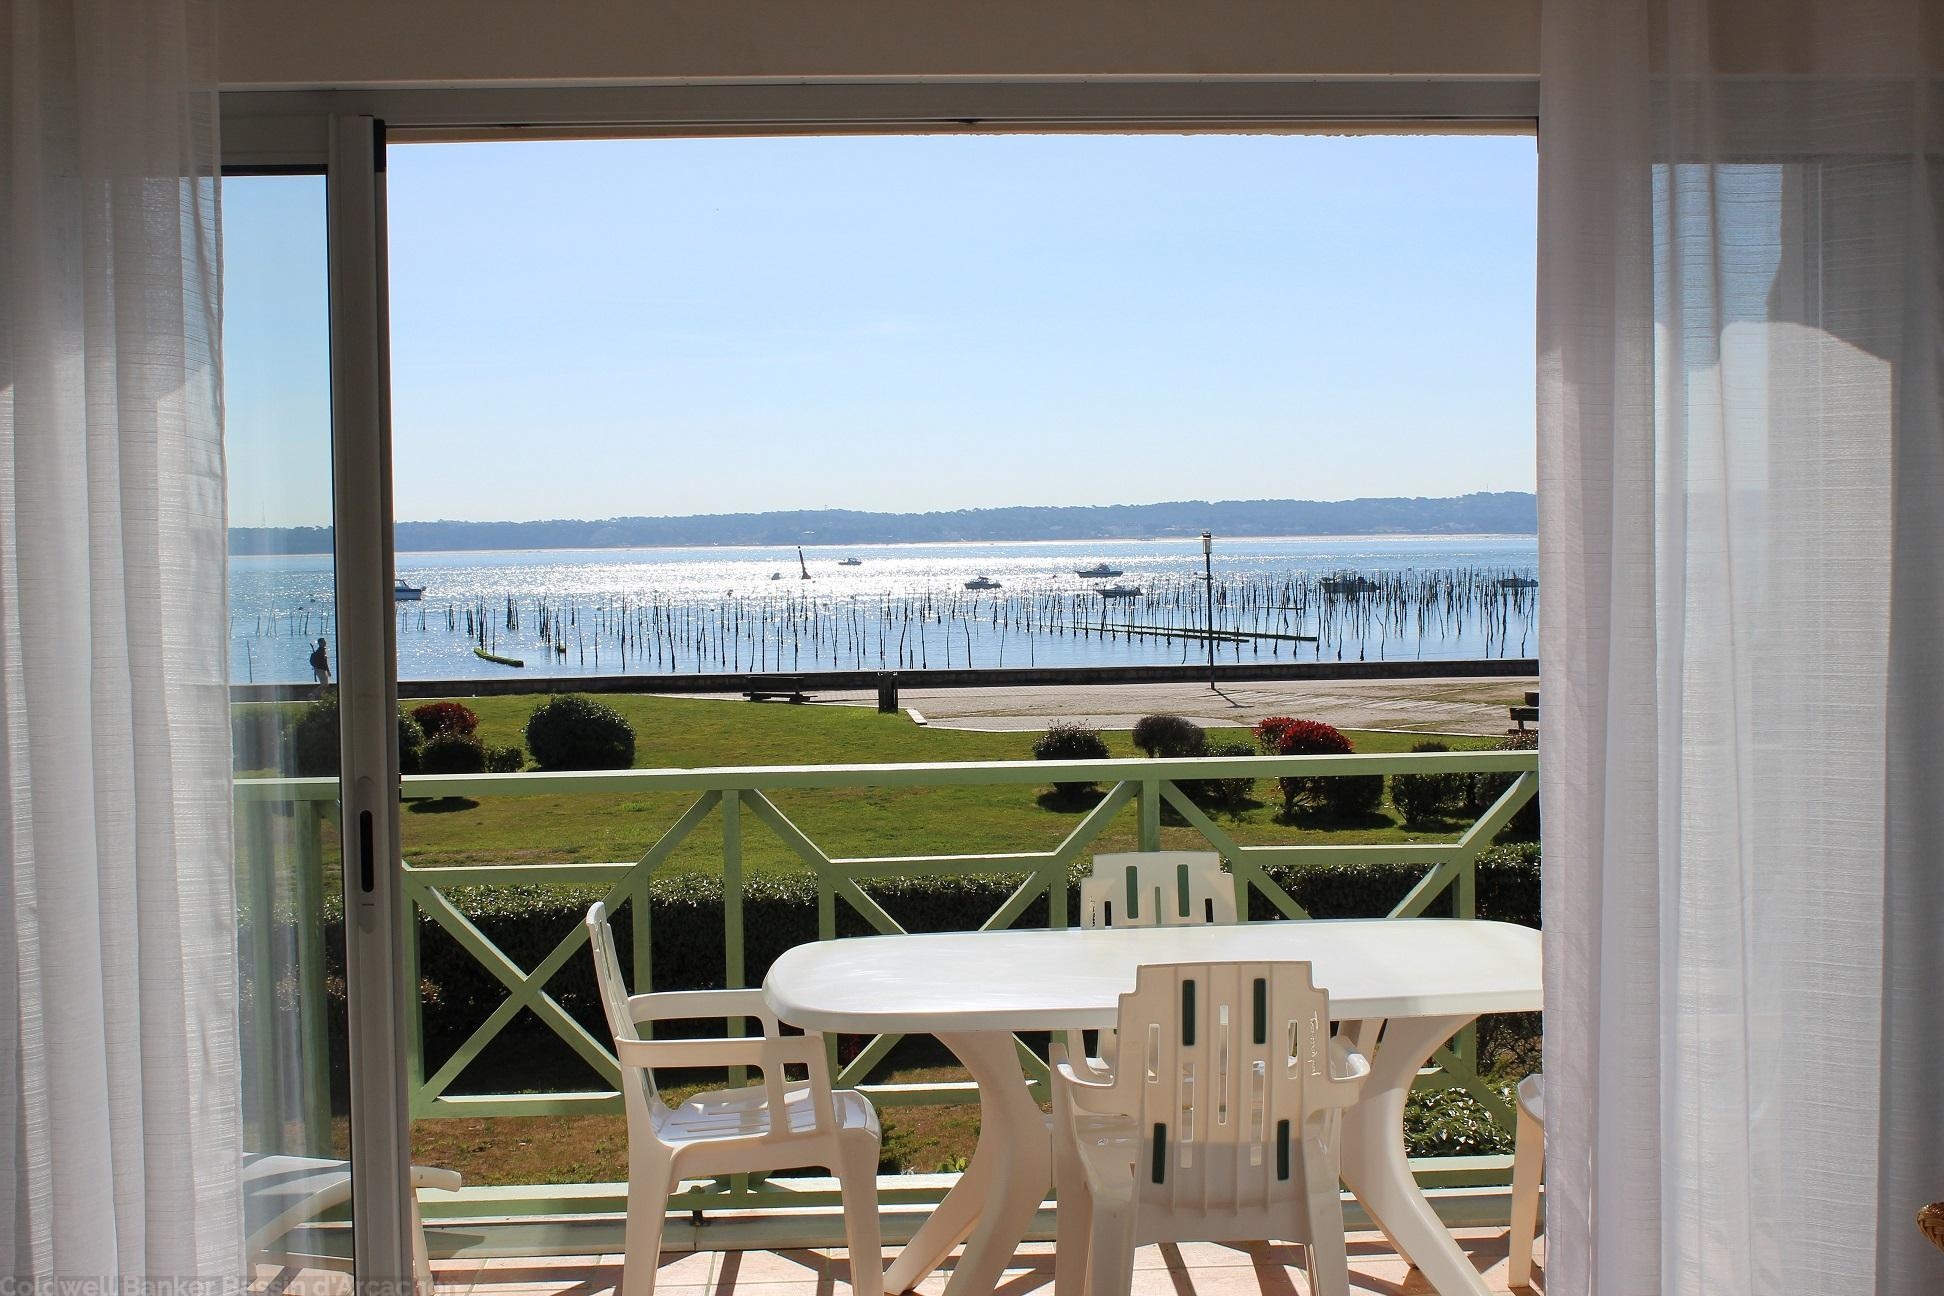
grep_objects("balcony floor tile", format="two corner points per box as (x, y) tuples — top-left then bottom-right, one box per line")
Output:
(411, 1229), (1540, 1296)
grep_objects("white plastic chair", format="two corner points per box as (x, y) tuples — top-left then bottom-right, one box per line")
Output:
(1076, 853), (1239, 1068)
(242, 1153), (460, 1287)
(586, 902), (883, 1296)
(1507, 1072), (1545, 1287)
(1050, 961), (1370, 1296)
(1080, 851), (1238, 929)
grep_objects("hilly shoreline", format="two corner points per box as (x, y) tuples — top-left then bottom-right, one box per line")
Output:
(230, 491), (1536, 556)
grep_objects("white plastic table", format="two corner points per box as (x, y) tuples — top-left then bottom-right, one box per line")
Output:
(764, 918), (1541, 1296)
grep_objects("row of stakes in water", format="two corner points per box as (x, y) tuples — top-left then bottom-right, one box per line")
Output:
(235, 568), (1537, 675)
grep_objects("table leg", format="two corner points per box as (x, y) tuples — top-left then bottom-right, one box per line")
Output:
(884, 1031), (1050, 1296)
(1338, 1015), (1491, 1296)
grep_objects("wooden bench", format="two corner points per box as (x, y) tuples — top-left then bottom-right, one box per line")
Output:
(1510, 689), (1540, 731)
(743, 675), (810, 704)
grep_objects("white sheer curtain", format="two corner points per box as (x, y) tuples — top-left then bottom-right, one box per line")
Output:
(1539, 1), (1943, 1293)
(0, 0), (238, 1280)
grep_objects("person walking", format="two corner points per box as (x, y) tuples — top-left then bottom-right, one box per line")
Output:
(309, 637), (331, 694)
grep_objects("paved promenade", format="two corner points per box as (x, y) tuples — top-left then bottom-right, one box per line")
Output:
(679, 674), (1536, 736)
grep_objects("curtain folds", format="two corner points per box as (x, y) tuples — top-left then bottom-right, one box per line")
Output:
(0, 0), (237, 1280)
(1539, 1), (1944, 1294)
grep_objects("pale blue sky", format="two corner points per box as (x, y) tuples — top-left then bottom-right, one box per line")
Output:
(223, 133), (1536, 528)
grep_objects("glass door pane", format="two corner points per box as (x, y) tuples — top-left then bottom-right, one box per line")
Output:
(224, 171), (355, 1277)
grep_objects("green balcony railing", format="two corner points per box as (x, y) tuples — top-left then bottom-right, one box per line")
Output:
(235, 748), (1538, 1227)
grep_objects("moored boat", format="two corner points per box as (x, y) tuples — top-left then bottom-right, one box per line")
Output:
(964, 576), (1001, 591)
(394, 581), (424, 601)
(1075, 562), (1123, 578)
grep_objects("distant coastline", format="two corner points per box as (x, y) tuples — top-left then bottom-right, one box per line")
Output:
(229, 492), (1536, 556)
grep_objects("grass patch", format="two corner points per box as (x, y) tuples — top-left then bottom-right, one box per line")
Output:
(382, 694), (1504, 877)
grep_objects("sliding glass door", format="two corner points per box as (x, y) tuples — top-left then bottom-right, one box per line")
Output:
(225, 170), (362, 1276)
(224, 116), (420, 1289)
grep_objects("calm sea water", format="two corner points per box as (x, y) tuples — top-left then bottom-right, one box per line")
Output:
(228, 535), (1539, 686)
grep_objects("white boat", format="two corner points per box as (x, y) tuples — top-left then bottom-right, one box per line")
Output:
(964, 576), (1001, 591)
(1075, 563), (1124, 578)
(1096, 583), (1142, 599)
(394, 581), (424, 601)
(838, 557), (863, 567)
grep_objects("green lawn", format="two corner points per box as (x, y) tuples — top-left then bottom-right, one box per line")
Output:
(384, 694), (1504, 877)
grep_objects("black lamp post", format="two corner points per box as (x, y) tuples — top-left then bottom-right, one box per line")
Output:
(1201, 531), (1216, 691)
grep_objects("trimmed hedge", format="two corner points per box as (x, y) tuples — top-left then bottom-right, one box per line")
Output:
(330, 843), (1541, 1061)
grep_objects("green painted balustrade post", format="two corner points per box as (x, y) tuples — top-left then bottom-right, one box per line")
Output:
(1139, 777), (1160, 851)
(723, 789), (745, 991)
(722, 789), (750, 1200)
(400, 837), (427, 1120)
(295, 799), (334, 1146)
(237, 795), (280, 1152)
(633, 869), (654, 1038)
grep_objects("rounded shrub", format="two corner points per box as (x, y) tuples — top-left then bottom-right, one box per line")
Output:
(1468, 729), (1540, 838)
(524, 694), (637, 770)
(1253, 716), (1380, 820)
(285, 695), (340, 777)
(1032, 721), (1110, 795)
(485, 744), (525, 774)
(398, 713), (425, 774)
(1131, 714), (1207, 759)
(411, 701), (480, 740)
(284, 694), (424, 776)
(1390, 740), (1469, 825)
(421, 731), (488, 775)
(1185, 737), (1259, 811)
(1321, 768), (1385, 819)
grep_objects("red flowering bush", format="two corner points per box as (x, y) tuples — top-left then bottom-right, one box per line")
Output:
(1253, 716), (1353, 757)
(411, 701), (481, 740)
(1253, 716), (1382, 820)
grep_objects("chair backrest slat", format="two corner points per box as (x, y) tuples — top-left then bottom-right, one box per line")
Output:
(1103, 962), (1337, 1213)
(1080, 852), (1238, 930)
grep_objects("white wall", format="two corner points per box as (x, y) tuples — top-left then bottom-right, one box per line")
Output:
(219, 0), (1541, 88)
